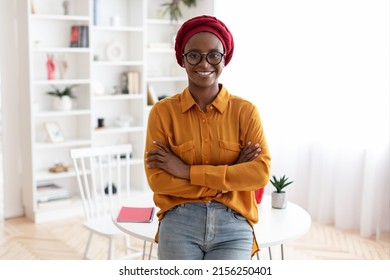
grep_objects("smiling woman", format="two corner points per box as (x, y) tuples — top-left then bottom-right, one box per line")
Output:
(144, 15), (271, 260)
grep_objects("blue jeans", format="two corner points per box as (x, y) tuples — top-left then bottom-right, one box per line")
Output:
(158, 201), (253, 260)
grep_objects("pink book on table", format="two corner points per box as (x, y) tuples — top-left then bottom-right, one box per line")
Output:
(116, 206), (155, 223)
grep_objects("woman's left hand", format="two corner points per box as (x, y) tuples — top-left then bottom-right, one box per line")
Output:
(145, 141), (190, 180)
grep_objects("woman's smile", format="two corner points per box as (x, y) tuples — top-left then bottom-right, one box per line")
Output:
(195, 70), (214, 77)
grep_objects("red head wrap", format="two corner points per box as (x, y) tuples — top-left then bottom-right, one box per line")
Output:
(175, 15), (234, 66)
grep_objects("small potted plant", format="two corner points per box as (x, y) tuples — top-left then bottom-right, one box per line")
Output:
(270, 175), (293, 209)
(46, 85), (77, 111)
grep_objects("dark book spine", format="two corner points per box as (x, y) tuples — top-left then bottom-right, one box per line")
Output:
(79, 25), (89, 48)
(85, 26), (89, 47)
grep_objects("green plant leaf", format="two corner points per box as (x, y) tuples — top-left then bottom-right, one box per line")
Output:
(270, 175), (294, 193)
(182, 0), (197, 7)
(160, 0), (197, 21)
(46, 85), (77, 99)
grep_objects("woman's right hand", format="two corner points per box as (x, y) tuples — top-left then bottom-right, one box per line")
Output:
(145, 141), (190, 180)
(234, 141), (261, 164)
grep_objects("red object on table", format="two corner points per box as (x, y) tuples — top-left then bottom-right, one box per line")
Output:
(255, 188), (265, 204)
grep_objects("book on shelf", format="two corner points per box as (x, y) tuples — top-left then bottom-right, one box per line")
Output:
(70, 25), (89, 48)
(93, 0), (100, 25)
(37, 197), (73, 209)
(69, 25), (79, 47)
(127, 71), (140, 94)
(116, 206), (155, 223)
(36, 183), (71, 202)
(79, 25), (89, 48)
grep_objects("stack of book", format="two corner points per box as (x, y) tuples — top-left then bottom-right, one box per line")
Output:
(69, 25), (89, 48)
(36, 184), (72, 208)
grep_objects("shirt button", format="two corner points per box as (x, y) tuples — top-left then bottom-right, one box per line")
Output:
(202, 119), (206, 123)
(205, 139), (209, 142)
(210, 106), (213, 109)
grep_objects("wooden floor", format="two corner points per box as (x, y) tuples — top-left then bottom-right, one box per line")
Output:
(0, 215), (389, 260)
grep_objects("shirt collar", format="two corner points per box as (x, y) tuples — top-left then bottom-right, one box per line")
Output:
(181, 84), (229, 114)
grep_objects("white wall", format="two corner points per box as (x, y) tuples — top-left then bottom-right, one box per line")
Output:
(0, 57), (3, 221)
(215, 0), (389, 236)
(216, 0), (388, 140)
(0, 0), (25, 218)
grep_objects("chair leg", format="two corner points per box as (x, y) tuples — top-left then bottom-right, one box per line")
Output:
(84, 231), (94, 260)
(123, 235), (131, 255)
(142, 240), (147, 260)
(268, 247), (272, 260)
(148, 242), (154, 260)
(108, 237), (115, 259)
(140, 240), (155, 260)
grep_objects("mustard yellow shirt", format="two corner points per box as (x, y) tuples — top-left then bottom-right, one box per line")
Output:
(144, 85), (271, 256)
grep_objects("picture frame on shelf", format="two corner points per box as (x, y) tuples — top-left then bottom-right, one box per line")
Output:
(44, 122), (65, 143)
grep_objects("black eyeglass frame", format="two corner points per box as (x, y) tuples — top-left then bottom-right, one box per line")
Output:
(182, 51), (225, 66)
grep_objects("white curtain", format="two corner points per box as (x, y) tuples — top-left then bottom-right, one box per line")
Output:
(216, 0), (389, 238)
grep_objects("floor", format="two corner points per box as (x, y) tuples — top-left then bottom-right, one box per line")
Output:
(0, 215), (389, 260)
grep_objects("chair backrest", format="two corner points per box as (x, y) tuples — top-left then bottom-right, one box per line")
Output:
(70, 144), (135, 221)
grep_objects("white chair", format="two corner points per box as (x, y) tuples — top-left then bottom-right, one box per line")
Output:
(70, 144), (154, 260)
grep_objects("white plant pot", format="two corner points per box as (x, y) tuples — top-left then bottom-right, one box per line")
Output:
(272, 191), (287, 209)
(53, 96), (72, 111)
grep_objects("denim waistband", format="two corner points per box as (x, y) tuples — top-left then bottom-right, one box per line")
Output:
(181, 201), (231, 211)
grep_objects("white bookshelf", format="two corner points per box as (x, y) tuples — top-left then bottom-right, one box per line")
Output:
(22, 0), (214, 223)
(23, 0), (147, 223)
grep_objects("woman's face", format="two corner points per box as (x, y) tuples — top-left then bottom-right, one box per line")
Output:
(183, 32), (225, 90)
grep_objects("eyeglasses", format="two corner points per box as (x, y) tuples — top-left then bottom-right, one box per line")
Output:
(182, 51), (225, 66)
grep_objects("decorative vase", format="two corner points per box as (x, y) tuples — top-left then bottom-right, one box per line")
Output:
(62, 1), (70, 15)
(53, 96), (72, 111)
(272, 191), (287, 209)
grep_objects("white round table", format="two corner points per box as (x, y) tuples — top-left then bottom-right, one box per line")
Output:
(253, 194), (311, 259)
(113, 193), (311, 260)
